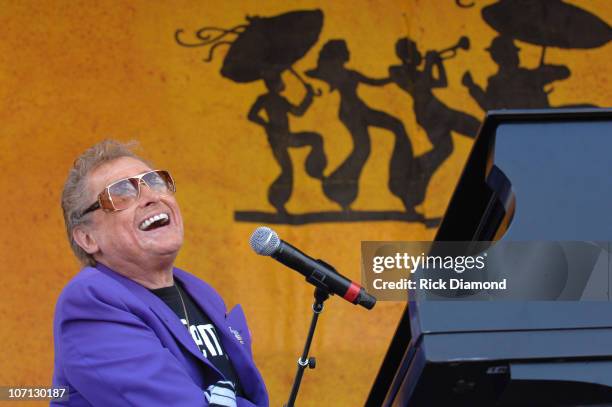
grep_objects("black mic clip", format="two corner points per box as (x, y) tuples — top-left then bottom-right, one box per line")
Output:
(304, 259), (339, 297)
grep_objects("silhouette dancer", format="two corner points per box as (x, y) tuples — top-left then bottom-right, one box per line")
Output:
(462, 35), (570, 110)
(389, 37), (481, 178)
(248, 74), (327, 214)
(306, 39), (423, 218)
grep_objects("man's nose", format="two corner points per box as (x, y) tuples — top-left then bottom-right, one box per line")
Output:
(138, 179), (161, 206)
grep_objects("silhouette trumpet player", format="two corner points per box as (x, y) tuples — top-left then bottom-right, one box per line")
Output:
(389, 36), (481, 198)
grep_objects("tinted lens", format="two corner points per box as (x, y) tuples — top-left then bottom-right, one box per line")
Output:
(107, 178), (139, 210)
(143, 170), (175, 194)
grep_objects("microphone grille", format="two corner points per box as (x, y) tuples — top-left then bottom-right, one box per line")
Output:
(249, 226), (281, 256)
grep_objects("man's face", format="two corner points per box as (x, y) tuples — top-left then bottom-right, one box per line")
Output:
(84, 156), (184, 267)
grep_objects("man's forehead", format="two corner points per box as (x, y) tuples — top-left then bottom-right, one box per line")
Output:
(88, 157), (152, 190)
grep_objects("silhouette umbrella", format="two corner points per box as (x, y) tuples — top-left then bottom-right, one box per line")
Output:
(482, 0), (611, 63)
(219, 9), (323, 83)
(176, 10), (323, 88)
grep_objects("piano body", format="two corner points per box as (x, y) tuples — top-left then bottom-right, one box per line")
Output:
(367, 109), (612, 406)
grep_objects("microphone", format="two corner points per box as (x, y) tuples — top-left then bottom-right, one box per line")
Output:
(249, 226), (376, 310)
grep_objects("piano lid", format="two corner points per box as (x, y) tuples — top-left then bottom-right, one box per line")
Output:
(366, 108), (612, 407)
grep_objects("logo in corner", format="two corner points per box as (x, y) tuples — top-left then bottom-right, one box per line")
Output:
(229, 326), (244, 344)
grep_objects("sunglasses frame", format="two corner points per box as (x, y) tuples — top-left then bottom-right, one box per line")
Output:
(79, 170), (175, 218)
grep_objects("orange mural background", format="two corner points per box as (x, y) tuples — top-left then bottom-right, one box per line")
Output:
(0, 1), (610, 405)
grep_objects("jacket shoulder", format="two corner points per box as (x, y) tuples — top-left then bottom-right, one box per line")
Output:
(55, 267), (141, 317)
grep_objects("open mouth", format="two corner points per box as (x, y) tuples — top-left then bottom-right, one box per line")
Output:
(139, 213), (170, 231)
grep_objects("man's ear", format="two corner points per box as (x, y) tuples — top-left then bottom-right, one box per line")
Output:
(73, 225), (100, 255)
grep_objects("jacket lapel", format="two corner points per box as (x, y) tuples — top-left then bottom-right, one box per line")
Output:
(146, 291), (221, 371)
(175, 269), (267, 404)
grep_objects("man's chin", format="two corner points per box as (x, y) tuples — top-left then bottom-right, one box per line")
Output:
(153, 242), (183, 257)
(140, 238), (183, 259)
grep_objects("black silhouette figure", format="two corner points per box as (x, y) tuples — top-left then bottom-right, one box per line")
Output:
(462, 35), (570, 110)
(462, 0), (611, 110)
(389, 37), (481, 180)
(306, 39), (423, 218)
(177, 10), (326, 218)
(248, 74), (326, 214)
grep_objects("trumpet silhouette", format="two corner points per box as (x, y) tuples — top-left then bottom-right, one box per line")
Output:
(437, 36), (470, 60)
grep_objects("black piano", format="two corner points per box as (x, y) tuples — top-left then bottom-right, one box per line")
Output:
(366, 109), (612, 406)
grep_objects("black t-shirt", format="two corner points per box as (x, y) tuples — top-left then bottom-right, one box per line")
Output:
(150, 282), (242, 395)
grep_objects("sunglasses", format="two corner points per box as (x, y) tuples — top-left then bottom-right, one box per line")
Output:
(79, 170), (176, 218)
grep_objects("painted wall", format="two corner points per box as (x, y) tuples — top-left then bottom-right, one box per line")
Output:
(0, 1), (609, 405)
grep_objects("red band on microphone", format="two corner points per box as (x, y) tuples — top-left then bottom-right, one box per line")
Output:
(343, 282), (361, 303)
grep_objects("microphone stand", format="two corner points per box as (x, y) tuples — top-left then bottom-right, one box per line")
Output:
(284, 286), (330, 407)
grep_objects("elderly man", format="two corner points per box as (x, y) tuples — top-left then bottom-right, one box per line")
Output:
(52, 140), (268, 406)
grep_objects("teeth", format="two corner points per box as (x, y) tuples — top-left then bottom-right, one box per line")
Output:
(139, 213), (169, 230)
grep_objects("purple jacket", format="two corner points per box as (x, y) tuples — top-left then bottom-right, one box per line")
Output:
(51, 263), (269, 406)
